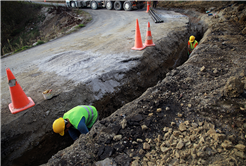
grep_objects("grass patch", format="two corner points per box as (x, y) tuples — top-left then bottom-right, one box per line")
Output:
(73, 8), (85, 15)
(87, 18), (92, 21)
(73, 24), (86, 31)
(36, 40), (45, 45)
(78, 24), (85, 28)
(14, 46), (32, 53)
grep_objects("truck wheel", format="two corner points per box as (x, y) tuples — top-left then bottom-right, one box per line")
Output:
(91, 1), (98, 10)
(71, 1), (76, 8)
(123, 1), (132, 11)
(106, 1), (114, 10)
(114, 1), (122, 10)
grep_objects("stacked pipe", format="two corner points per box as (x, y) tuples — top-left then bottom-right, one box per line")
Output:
(149, 9), (164, 23)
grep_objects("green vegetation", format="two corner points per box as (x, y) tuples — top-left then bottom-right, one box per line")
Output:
(75, 8), (86, 15)
(1, 1), (44, 55)
(36, 40), (45, 45)
(72, 24), (85, 31)
(87, 18), (93, 22)
(78, 24), (85, 28)
(14, 46), (32, 53)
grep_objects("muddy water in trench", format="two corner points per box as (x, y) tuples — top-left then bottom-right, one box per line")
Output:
(9, 24), (205, 166)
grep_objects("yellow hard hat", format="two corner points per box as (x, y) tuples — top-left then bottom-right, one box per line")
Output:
(189, 36), (195, 42)
(53, 118), (65, 136)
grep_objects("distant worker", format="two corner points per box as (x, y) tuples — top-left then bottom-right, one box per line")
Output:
(188, 35), (198, 55)
(53, 105), (98, 141)
(153, 1), (158, 8)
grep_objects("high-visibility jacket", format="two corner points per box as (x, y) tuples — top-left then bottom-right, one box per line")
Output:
(188, 40), (198, 54)
(63, 105), (98, 129)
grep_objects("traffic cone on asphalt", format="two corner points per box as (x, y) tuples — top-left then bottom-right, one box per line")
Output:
(146, 1), (151, 13)
(6, 68), (35, 114)
(144, 22), (155, 47)
(132, 19), (146, 50)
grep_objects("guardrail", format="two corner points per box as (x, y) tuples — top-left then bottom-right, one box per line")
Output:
(149, 9), (164, 23)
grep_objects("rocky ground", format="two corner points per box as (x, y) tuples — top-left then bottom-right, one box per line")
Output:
(43, 2), (246, 166)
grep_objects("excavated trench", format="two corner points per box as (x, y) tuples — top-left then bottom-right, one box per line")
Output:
(6, 13), (206, 166)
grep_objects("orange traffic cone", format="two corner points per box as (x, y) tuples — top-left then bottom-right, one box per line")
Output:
(144, 22), (155, 47)
(132, 19), (146, 50)
(6, 68), (35, 114)
(146, 1), (150, 13)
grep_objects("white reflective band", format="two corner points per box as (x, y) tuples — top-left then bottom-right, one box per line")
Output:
(87, 106), (94, 124)
(147, 36), (152, 40)
(147, 27), (151, 31)
(8, 79), (17, 87)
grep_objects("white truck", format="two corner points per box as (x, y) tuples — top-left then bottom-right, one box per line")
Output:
(66, 0), (146, 11)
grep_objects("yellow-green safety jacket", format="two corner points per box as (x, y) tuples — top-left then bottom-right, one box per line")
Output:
(63, 105), (98, 129)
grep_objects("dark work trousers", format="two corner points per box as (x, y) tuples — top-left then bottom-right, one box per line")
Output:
(153, 1), (157, 8)
(68, 116), (99, 141)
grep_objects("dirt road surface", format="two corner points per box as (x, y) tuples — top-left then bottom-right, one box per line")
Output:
(1, 8), (188, 114)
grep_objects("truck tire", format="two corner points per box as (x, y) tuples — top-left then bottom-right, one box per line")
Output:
(123, 1), (132, 11)
(71, 1), (76, 8)
(114, 1), (122, 10)
(106, 1), (114, 10)
(91, 1), (98, 10)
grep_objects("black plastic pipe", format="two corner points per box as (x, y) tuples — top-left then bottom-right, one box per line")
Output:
(149, 9), (164, 23)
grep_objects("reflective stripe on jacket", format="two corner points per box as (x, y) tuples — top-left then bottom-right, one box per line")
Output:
(188, 40), (198, 50)
(63, 105), (98, 129)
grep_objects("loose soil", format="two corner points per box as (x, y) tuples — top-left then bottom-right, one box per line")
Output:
(37, 5), (92, 43)
(1, 3), (91, 57)
(1, 1), (246, 166)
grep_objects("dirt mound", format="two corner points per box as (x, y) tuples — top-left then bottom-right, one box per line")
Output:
(39, 5), (91, 41)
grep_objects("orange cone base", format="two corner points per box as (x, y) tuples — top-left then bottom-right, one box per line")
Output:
(9, 97), (35, 114)
(131, 45), (146, 50)
(144, 43), (155, 47)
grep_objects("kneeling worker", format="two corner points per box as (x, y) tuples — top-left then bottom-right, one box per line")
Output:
(53, 105), (98, 141)
(188, 35), (198, 55)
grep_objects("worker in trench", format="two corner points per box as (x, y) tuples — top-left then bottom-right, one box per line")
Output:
(188, 35), (198, 56)
(52, 105), (98, 141)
